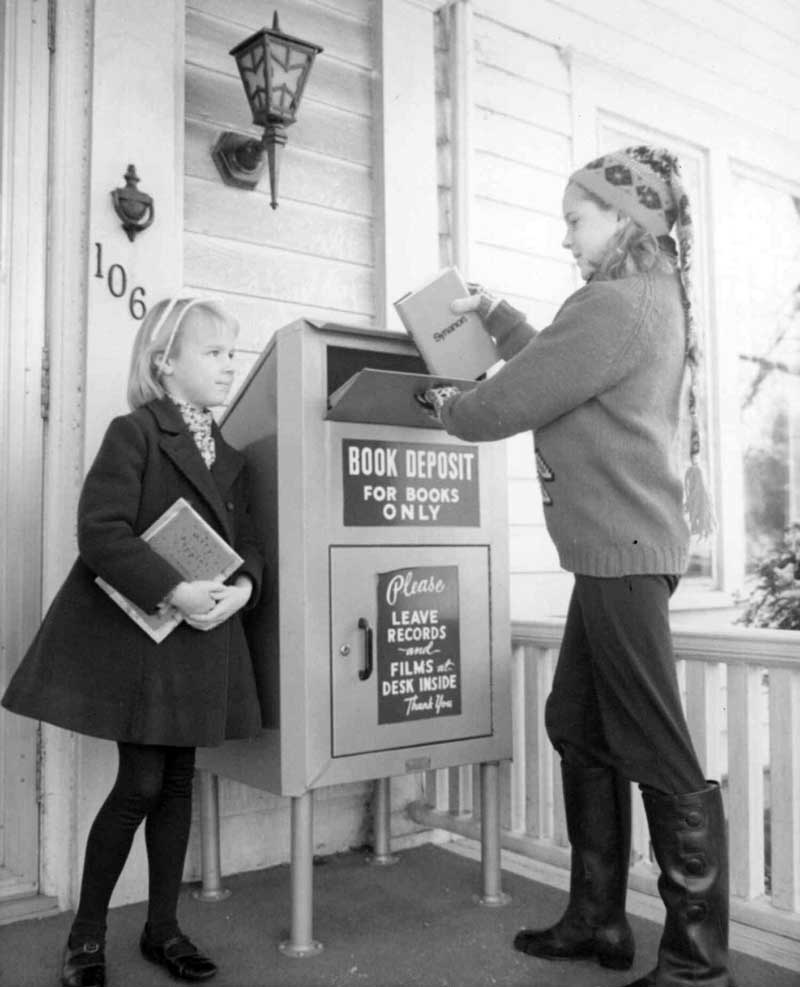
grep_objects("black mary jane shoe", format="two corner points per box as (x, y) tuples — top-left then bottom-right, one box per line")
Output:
(139, 928), (218, 981)
(61, 939), (106, 987)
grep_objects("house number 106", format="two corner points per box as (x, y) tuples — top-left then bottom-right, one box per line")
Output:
(93, 242), (147, 320)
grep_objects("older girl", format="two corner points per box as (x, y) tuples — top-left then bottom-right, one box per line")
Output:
(3, 297), (264, 986)
(421, 146), (730, 987)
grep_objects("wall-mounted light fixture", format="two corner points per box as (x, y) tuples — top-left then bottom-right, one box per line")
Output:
(212, 12), (323, 208)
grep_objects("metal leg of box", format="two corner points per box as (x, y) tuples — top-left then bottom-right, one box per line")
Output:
(279, 791), (323, 957)
(192, 772), (231, 902)
(367, 777), (399, 866)
(478, 761), (511, 906)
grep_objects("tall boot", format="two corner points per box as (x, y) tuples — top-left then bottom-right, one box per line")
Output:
(513, 760), (635, 970)
(623, 781), (732, 987)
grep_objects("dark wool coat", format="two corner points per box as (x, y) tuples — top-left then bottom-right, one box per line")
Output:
(1, 398), (265, 746)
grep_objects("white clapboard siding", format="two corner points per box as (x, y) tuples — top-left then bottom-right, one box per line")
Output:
(475, 64), (571, 137)
(721, 0), (800, 47)
(474, 199), (566, 258)
(189, 292), (374, 358)
(475, 17), (570, 93)
(185, 177), (373, 265)
(184, 0), (377, 371)
(188, 0), (372, 67)
(474, 109), (571, 176)
(475, 154), (567, 217)
(184, 233), (373, 312)
(185, 120), (372, 216)
(566, 0), (800, 101)
(475, 0), (800, 140)
(470, 242), (575, 307)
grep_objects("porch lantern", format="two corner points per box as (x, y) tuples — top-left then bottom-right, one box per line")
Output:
(212, 12), (323, 208)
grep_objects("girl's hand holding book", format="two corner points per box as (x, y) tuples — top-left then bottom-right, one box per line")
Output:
(451, 283), (499, 323)
(184, 576), (253, 632)
(167, 580), (225, 618)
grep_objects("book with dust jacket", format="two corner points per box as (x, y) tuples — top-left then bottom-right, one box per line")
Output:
(394, 267), (497, 380)
(95, 497), (243, 643)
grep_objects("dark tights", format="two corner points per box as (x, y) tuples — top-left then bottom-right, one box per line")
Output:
(70, 743), (196, 946)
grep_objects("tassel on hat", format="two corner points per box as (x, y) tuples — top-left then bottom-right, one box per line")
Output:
(683, 371), (716, 539)
(685, 459), (716, 539)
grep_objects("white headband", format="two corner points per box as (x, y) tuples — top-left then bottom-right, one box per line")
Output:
(149, 296), (223, 367)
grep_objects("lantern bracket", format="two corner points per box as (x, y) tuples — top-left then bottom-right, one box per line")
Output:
(211, 132), (267, 193)
(211, 12), (322, 209)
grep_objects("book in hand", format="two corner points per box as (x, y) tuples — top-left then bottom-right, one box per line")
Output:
(393, 266), (498, 380)
(95, 497), (243, 643)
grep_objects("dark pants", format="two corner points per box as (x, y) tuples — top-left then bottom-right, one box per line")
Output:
(545, 574), (706, 795)
(70, 743), (196, 945)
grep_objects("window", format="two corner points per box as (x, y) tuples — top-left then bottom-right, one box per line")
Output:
(732, 171), (800, 572)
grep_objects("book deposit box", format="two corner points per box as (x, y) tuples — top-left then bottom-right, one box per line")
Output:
(197, 320), (511, 951)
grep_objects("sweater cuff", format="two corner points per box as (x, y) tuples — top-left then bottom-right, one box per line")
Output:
(486, 300), (535, 358)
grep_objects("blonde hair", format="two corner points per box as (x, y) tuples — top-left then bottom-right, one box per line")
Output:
(127, 296), (238, 410)
(569, 183), (676, 280)
(598, 222), (677, 280)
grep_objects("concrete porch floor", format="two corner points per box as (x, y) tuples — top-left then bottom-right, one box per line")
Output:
(1, 839), (796, 987)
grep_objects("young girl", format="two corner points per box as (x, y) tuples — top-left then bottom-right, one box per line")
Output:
(420, 147), (732, 987)
(2, 297), (264, 986)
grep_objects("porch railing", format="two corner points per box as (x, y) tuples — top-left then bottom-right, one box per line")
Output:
(412, 618), (800, 947)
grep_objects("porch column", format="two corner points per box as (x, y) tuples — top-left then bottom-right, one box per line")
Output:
(373, 0), (441, 331)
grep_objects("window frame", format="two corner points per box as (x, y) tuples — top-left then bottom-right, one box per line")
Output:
(728, 159), (800, 574)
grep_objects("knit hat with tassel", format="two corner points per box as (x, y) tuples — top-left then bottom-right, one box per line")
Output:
(570, 145), (716, 538)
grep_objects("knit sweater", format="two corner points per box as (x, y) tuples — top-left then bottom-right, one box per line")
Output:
(439, 270), (690, 576)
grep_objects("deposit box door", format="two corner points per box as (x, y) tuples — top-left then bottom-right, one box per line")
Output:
(330, 545), (493, 757)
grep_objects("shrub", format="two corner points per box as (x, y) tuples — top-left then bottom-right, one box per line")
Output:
(738, 522), (800, 630)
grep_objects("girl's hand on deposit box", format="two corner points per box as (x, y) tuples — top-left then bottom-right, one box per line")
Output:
(415, 385), (462, 422)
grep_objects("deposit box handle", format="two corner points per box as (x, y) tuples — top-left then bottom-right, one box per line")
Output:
(357, 617), (374, 681)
